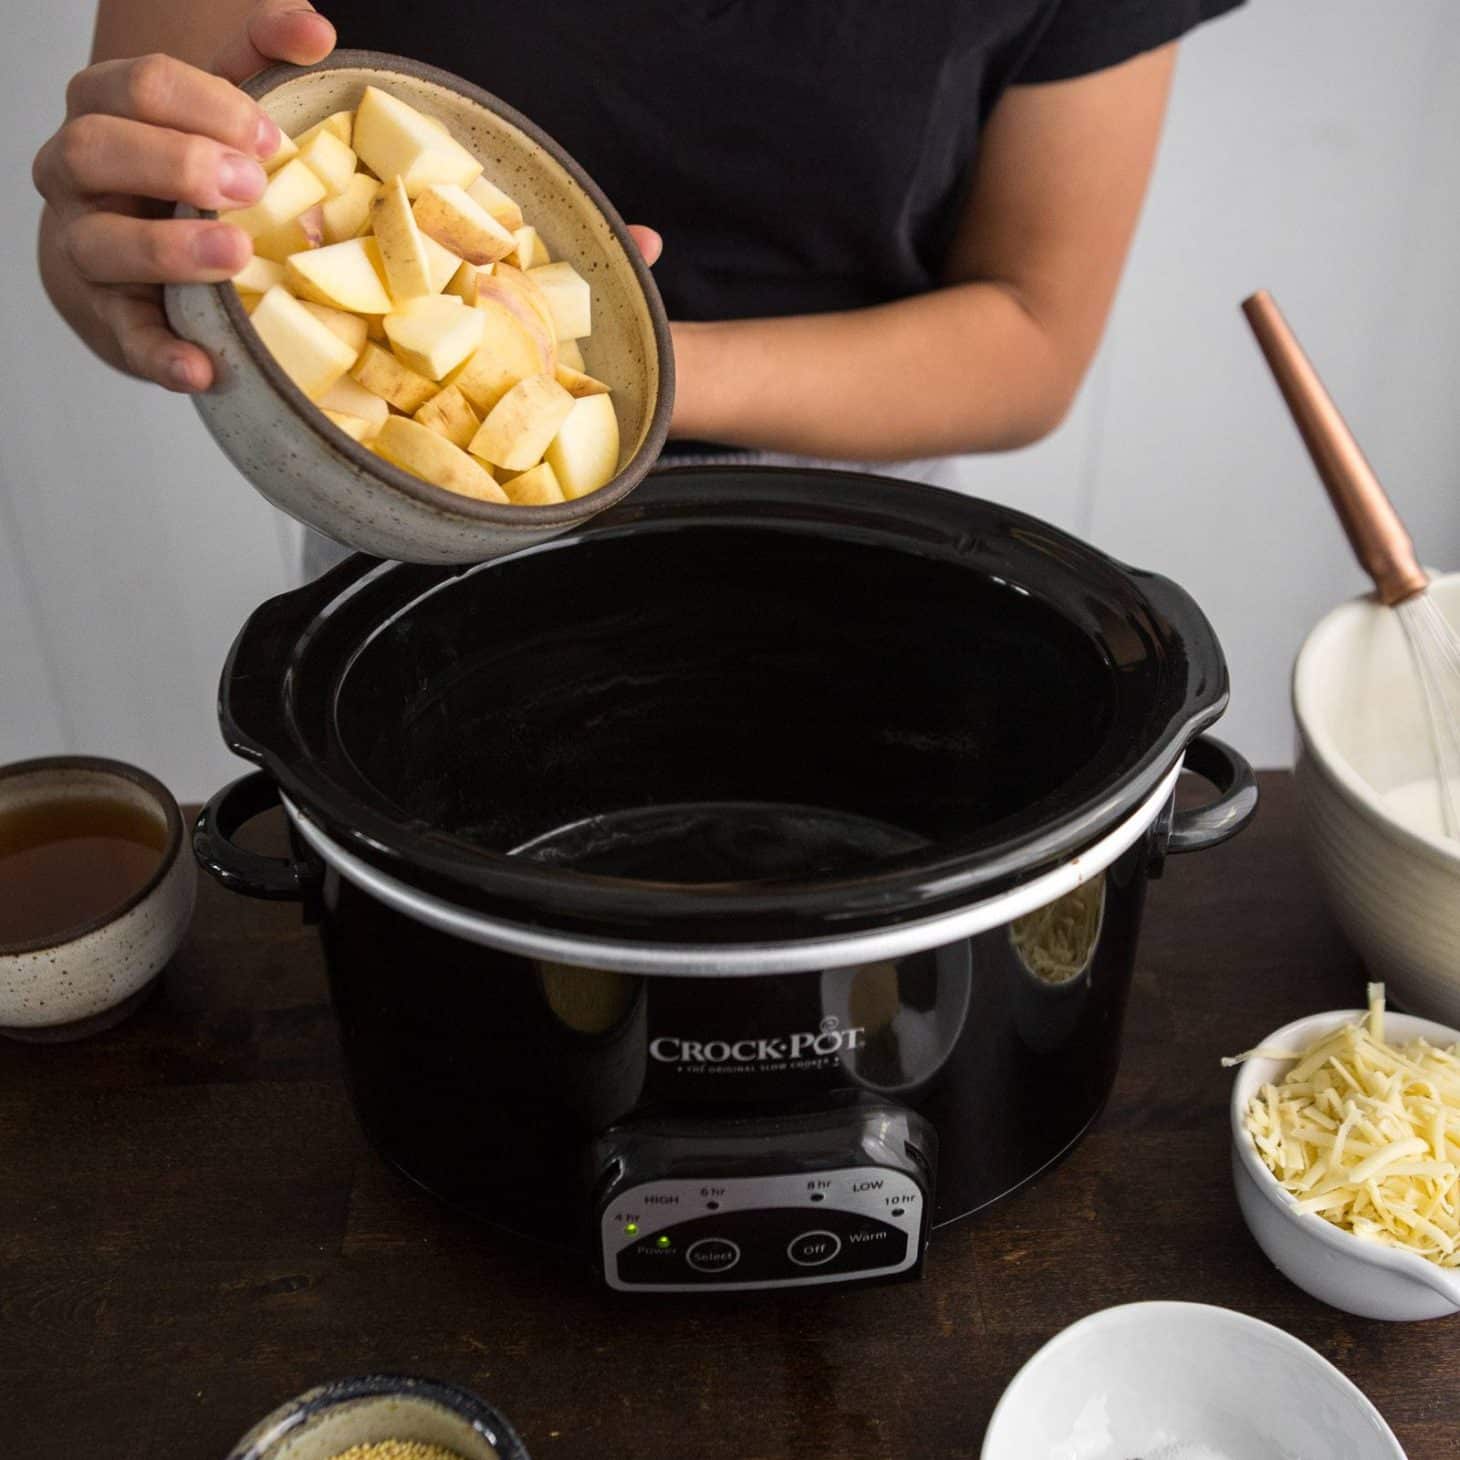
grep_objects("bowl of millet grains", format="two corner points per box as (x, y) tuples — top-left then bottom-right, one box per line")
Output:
(225, 1375), (531, 1460)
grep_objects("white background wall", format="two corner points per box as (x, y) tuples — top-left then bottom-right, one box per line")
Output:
(2, 0), (1457, 801)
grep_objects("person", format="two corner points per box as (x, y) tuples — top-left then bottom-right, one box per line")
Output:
(33, 0), (1241, 573)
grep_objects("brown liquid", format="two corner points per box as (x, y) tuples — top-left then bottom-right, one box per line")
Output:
(0, 795), (167, 945)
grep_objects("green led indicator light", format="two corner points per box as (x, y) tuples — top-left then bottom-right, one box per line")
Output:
(656, 1235), (672, 1248)
(623, 1222), (639, 1235)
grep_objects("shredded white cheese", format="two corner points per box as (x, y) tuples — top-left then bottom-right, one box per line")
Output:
(1228, 984), (1460, 1268)
(1009, 874), (1104, 984)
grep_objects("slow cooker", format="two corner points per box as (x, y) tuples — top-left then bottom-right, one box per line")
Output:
(197, 468), (1256, 1293)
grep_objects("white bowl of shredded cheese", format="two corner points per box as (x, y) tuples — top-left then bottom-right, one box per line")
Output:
(981, 1301), (1404, 1460)
(1229, 988), (1460, 1321)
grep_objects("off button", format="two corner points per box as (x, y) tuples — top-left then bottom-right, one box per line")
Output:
(685, 1237), (741, 1274)
(787, 1230), (842, 1267)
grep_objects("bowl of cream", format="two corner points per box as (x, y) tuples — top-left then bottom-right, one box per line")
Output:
(1292, 572), (1460, 1025)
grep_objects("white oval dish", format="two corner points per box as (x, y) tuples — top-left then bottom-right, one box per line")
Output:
(982, 1300), (1405, 1460)
(1292, 574), (1460, 1025)
(1230, 1007), (1460, 1321)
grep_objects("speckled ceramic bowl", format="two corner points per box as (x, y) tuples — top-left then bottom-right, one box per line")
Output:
(0, 756), (195, 1041)
(226, 1375), (530, 1460)
(165, 50), (673, 565)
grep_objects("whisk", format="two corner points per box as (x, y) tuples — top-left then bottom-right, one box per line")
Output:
(1242, 289), (1460, 840)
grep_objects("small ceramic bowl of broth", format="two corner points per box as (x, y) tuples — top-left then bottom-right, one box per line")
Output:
(0, 756), (196, 1041)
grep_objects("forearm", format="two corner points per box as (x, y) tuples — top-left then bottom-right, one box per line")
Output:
(669, 281), (1079, 460)
(671, 47), (1178, 462)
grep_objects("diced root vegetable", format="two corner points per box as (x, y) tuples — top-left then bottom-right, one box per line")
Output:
(286, 237), (394, 315)
(554, 362), (611, 398)
(481, 264), (558, 350)
(371, 175), (435, 302)
(322, 409), (373, 442)
(507, 226), (549, 270)
(468, 374), (575, 472)
(350, 341), (439, 413)
(222, 158), (327, 239)
(251, 204), (324, 263)
(449, 296), (553, 413)
(260, 129), (298, 174)
(297, 130), (358, 198)
(528, 261), (591, 341)
(374, 416), (508, 502)
(319, 374), (390, 435)
(232, 255), (287, 294)
(545, 392), (620, 498)
(413, 183), (517, 265)
(384, 296), (485, 380)
(321, 173), (379, 244)
(421, 233), (464, 294)
(557, 338), (586, 371)
(294, 110), (353, 150)
(249, 285), (358, 400)
(353, 85), (483, 197)
(466, 174), (525, 232)
(500, 461), (566, 505)
(444, 259), (493, 303)
(414, 384), (481, 448)
(298, 301), (368, 357)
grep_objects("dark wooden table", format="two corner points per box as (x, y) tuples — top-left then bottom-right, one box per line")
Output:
(4, 773), (1457, 1459)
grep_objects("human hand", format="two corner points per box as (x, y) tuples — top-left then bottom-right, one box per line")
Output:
(33, 1), (336, 392)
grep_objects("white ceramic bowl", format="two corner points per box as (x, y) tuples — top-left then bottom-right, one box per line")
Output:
(1230, 1008), (1460, 1321)
(982, 1301), (1405, 1460)
(166, 50), (673, 565)
(1293, 574), (1460, 1024)
(0, 756), (196, 1040)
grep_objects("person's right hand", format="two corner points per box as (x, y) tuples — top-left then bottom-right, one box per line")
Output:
(32, 2), (337, 393)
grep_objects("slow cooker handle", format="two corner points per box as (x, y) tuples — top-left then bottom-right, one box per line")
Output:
(193, 770), (317, 900)
(1165, 735), (1259, 855)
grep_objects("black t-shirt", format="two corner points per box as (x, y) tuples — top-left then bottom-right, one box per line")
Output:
(334, 0), (1242, 322)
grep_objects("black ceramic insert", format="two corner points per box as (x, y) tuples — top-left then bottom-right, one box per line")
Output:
(220, 467), (1227, 944)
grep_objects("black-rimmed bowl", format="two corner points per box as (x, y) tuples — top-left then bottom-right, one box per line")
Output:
(225, 1375), (531, 1460)
(165, 50), (673, 565)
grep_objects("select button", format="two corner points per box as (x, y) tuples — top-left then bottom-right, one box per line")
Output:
(685, 1237), (741, 1274)
(787, 1230), (842, 1267)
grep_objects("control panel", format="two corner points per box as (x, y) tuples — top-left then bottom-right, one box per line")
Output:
(602, 1165), (924, 1291)
(592, 1103), (935, 1293)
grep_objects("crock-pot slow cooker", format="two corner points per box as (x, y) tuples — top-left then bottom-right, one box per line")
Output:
(197, 468), (1256, 1292)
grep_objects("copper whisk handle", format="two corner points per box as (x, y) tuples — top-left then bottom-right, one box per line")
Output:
(1241, 290), (1428, 606)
